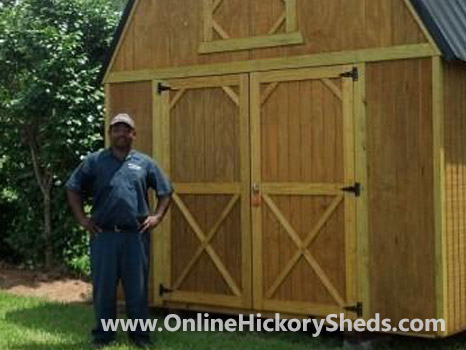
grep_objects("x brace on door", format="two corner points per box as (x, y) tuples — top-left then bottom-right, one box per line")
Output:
(262, 194), (346, 307)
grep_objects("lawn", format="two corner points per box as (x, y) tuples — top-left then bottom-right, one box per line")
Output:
(0, 291), (465, 350)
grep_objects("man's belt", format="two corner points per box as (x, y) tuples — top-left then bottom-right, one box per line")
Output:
(101, 224), (139, 232)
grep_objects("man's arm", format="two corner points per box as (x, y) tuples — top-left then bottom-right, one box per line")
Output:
(66, 188), (102, 234)
(139, 194), (172, 233)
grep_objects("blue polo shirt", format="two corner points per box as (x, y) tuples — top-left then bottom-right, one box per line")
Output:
(65, 148), (173, 229)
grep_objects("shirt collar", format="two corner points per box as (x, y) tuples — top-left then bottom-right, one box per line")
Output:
(105, 147), (136, 161)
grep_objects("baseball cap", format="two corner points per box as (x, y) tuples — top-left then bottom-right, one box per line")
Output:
(109, 113), (135, 129)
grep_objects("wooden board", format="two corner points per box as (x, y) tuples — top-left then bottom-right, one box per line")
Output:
(250, 66), (358, 317)
(154, 74), (252, 309)
(366, 59), (436, 330)
(443, 61), (466, 335)
(109, 0), (429, 74)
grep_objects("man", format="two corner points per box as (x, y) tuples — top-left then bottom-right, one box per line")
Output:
(66, 113), (172, 348)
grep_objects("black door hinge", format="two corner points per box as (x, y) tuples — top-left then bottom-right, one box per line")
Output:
(344, 302), (363, 317)
(341, 182), (361, 197)
(159, 284), (173, 296)
(340, 67), (359, 81)
(157, 83), (172, 94)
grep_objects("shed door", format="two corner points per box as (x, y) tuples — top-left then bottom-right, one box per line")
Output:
(155, 75), (252, 309)
(250, 66), (357, 316)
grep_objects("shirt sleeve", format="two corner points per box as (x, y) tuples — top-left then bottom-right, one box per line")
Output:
(147, 159), (173, 197)
(65, 156), (94, 193)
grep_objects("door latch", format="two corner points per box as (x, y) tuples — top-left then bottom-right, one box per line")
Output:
(252, 182), (261, 207)
(159, 284), (173, 296)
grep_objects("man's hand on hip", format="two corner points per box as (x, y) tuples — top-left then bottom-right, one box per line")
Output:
(139, 215), (162, 232)
(80, 217), (103, 235)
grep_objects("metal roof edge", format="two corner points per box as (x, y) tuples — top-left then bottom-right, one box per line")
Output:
(409, 0), (457, 61)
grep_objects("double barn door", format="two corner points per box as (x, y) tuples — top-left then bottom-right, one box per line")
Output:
(154, 66), (357, 317)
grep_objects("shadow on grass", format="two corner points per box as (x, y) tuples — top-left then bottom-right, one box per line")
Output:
(4, 302), (466, 350)
(4, 301), (104, 350)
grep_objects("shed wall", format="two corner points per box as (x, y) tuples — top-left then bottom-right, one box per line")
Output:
(110, 0), (427, 73)
(366, 58), (435, 327)
(444, 61), (466, 334)
(106, 81), (156, 303)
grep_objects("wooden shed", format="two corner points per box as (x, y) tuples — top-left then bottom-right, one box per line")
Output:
(100, 0), (466, 337)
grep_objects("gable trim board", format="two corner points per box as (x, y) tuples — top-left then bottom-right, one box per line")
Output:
(99, 0), (139, 84)
(401, 0), (441, 55)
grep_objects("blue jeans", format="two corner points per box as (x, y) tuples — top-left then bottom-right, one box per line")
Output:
(90, 231), (150, 342)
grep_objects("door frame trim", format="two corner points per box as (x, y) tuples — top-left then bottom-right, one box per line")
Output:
(152, 74), (252, 309)
(250, 65), (359, 315)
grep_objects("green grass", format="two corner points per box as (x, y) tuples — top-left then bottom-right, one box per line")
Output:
(0, 291), (464, 350)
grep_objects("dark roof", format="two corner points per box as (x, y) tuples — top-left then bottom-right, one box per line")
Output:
(97, 0), (136, 85)
(410, 0), (466, 61)
(99, 0), (466, 84)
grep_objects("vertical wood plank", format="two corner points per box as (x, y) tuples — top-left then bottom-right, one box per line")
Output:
(460, 66), (466, 331)
(285, 0), (297, 32)
(432, 57), (447, 334)
(203, 0), (213, 41)
(239, 74), (252, 308)
(251, 72), (263, 310)
(162, 81), (172, 292)
(354, 63), (370, 319)
(449, 64), (459, 331)
(342, 75), (357, 308)
(457, 65), (466, 331)
(445, 63), (455, 331)
(153, 80), (171, 305)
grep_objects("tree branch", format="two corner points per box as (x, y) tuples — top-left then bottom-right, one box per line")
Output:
(27, 126), (47, 197)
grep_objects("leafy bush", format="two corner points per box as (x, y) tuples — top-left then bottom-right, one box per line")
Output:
(0, 0), (120, 273)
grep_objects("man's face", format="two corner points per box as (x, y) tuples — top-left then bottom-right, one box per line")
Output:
(109, 123), (136, 149)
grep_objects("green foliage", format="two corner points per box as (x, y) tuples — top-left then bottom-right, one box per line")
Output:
(110, 0), (128, 12)
(0, 0), (119, 272)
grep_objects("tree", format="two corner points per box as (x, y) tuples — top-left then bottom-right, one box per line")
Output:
(0, 0), (119, 268)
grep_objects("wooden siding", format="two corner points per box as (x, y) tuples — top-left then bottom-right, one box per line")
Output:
(366, 59), (436, 327)
(110, 0), (427, 73)
(443, 61), (466, 334)
(107, 81), (153, 155)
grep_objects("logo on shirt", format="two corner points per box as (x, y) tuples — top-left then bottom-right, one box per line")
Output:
(128, 163), (142, 171)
